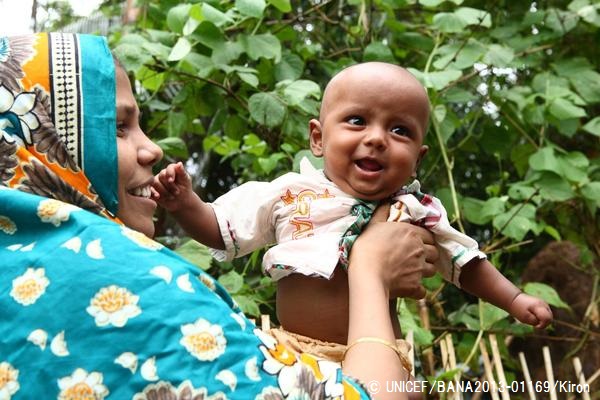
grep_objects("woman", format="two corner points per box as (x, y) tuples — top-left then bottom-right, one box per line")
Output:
(0, 33), (437, 399)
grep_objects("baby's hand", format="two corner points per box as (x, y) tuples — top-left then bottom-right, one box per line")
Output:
(152, 162), (193, 212)
(509, 292), (553, 329)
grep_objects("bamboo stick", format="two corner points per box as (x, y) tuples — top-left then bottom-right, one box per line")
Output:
(261, 314), (270, 331)
(542, 346), (557, 400)
(518, 352), (536, 400)
(418, 298), (435, 376)
(479, 339), (500, 400)
(572, 357), (591, 400)
(488, 334), (510, 400)
(445, 334), (463, 400)
(406, 330), (415, 377)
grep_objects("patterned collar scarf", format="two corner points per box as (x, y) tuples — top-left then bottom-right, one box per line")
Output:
(0, 33), (119, 219)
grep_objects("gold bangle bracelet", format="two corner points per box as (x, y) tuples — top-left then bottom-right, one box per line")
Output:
(343, 336), (412, 372)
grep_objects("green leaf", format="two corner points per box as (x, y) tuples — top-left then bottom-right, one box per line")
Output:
(293, 150), (323, 172)
(549, 98), (587, 120)
(219, 270), (244, 293)
(212, 42), (243, 65)
(529, 147), (560, 172)
(233, 294), (260, 317)
(242, 134), (267, 156)
(174, 239), (213, 269)
(181, 52), (214, 78)
(583, 117), (600, 136)
(136, 66), (164, 92)
(167, 4), (192, 34)
(569, 70), (600, 103)
(508, 183), (537, 201)
(480, 197), (507, 220)
(558, 152), (589, 184)
(409, 68), (462, 90)
(433, 104), (446, 123)
(203, 135), (220, 152)
(363, 42), (395, 63)
(432, 12), (466, 33)
(213, 137), (241, 156)
(168, 37), (192, 61)
(581, 182), (600, 204)
(236, 0), (266, 18)
(201, 3), (234, 26)
(240, 34), (281, 62)
(281, 80), (321, 105)
(238, 72), (259, 87)
(454, 7), (491, 28)
(524, 282), (570, 309)
(142, 42), (171, 59)
(483, 44), (515, 66)
(258, 152), (286, 174)
(248, 92), (287, 127)
(113, 43), (152, 71)
(493, 212), (534, 241)
(535, 172), (576, 201)
(167, 111), (188, 138)
(462, 197), (488, 225)
(268, 0), (291, 12)
(196, 21), (225, 49)
(275, 52), (304, 81)
(480, 301), (509, 330)
(399, 300), (434, 345)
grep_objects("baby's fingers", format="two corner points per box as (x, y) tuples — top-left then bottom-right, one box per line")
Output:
(531, 304), (553, 329)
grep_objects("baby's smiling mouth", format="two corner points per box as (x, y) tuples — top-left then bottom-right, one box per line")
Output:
(355, 158), (383, 172)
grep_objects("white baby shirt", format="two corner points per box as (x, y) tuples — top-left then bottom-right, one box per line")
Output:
(210, 158), (485, 286)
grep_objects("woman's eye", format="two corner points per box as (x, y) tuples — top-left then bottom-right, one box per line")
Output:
(116, 123), (126, 137)
(347, 116), (365, 126)
(391, 126), (410, 136)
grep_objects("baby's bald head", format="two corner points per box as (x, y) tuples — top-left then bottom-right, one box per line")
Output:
(319, 62), (430, 129)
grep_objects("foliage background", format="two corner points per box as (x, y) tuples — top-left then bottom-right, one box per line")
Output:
(72, 0), (600, 388)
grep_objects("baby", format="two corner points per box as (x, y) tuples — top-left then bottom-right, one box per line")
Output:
(152, 62), (552, 368)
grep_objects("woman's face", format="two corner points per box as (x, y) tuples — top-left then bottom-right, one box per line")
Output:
(115, 66), (163, 237)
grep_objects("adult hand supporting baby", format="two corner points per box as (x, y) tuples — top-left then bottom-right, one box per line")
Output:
(342, 207), (438, 399)
(358, 205), (438, 299)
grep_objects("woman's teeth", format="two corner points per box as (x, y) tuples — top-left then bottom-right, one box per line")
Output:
(131, 186), (151, 198)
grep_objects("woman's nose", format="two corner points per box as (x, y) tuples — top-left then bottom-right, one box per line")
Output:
(139, 133), (163, 166)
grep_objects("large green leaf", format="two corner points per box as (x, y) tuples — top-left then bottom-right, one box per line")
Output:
(174, 239), (213, 270)
(166, 4), (192, 34)
(248, 92), (287, 127)
(581, 182), (600, 204)
(524, 282), (570, 309)
(363, 42), (395, 62)
(483, 44), (515, 66)
(582, 117), (600, 136)
(529, 147), (560, 172)
(156, 137), (189, 159)
(196, 21), (225, 49)
(534, 172), (576, 201)
(168, 37), (192, 61)
(236, 0), (266, 18)
(409, 68), (462, 90)
(219, 270), (244, 293)
(275, 52), (304, 81)
(181, 52), (214, 78)
(268, 0), (291, 12)
(199, 2), (234, 26)
(240, 34), (281, 62)
(281, 80), (321, 105)
(549, 98), (587, 120)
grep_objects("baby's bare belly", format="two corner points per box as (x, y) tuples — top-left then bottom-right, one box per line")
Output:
(276, 270), (350, 344)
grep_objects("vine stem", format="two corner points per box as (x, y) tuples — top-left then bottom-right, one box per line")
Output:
(424, 34), (465, 231)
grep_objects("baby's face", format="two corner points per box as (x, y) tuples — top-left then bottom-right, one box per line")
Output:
(310, 63), (429, 201)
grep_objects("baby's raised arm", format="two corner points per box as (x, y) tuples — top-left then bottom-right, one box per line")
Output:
(152, 162), (225, 249)
(459, 259), (553, 329)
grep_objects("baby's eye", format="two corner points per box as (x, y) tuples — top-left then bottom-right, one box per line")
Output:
(346, 116), (365, 126)
(391, 126), (411, 136)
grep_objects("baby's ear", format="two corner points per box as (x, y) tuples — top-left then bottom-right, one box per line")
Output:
(309, 119), (324, 157)
(412, 145), (429, 177)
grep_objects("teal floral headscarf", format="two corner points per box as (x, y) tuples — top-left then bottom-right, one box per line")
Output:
(0, 33), (369, 399)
